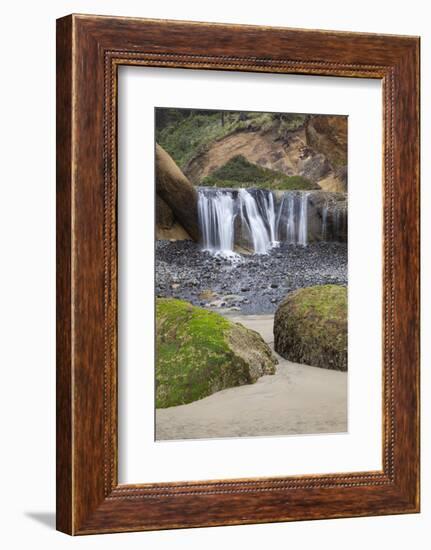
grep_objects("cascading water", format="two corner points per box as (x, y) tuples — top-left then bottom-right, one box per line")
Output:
(197, 187), (326, 255)
(286, 193), (297, 244)
(238, 189), (272, 254)
(298, 192), (310, 246)
(197, 189), (235, 253)
(264, 192), (277, 245)
(274, 194), (285, 241)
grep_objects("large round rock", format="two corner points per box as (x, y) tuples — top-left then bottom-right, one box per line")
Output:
(156, 298), (277, 407)
(274, 285), (347, 371)
(155, 143), (199, 241)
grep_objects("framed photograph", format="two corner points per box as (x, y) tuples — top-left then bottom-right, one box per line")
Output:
(56, 14), (420, 535)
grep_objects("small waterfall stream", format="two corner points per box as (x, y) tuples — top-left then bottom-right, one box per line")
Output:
(238, 189), (273, 254)
(197, 188), (345, 255)
(298, 192), (310, 246)
(286, 193), (297, 244)
(265, 192), (277, 245)
(197, 190), (235, 253)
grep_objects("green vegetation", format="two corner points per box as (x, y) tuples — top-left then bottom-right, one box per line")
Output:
(200, 155), (315, 190)
(274, 285), (347, 371)
(292, 285), (346, 318)
(156, 298), (276, 408)
(156, 108), (306, 170)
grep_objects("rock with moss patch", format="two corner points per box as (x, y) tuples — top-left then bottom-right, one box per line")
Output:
(274, 285), (347, 371)
(156, 298), (277, 407)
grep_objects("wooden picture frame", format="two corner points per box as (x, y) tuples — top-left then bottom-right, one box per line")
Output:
(56, 14), (420, 535)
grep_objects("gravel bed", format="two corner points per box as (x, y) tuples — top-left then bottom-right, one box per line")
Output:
(156, 240), (347, 314)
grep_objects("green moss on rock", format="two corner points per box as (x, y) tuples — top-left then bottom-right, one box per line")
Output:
(274, 285), (347, 371)
(156, 298), (277, 407)
(201, 155), (316, 190)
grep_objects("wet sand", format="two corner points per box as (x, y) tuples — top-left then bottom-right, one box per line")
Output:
(156, 315), (347, 440)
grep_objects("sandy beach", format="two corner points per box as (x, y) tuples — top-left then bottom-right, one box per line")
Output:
(156, 314), (347, 440)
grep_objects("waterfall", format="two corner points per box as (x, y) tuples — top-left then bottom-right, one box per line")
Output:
(238, 189), (272, 254)
(286, 193), (297, 244)
(298, 192), (309, 246)
(275, 194), (285, 241)
(197, 188), (322, 255)
(197, 189), (235, 254)
(265, 192), (277, 245)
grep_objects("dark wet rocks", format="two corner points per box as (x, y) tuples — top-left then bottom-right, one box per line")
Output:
(156, 240), (347, 315)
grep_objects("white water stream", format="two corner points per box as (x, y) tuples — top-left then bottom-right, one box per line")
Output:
(197, 188), (341, 255)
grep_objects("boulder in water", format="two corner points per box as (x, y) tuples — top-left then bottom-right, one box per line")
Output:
(274, 285), (347, 371)
(156, 298), (278, 407)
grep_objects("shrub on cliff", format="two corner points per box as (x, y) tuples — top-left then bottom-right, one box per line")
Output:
(201, 155), (316, 190)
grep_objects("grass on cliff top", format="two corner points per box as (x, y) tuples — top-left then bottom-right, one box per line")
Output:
(156, 109), (306, 169)
(200, 155), (315, 190)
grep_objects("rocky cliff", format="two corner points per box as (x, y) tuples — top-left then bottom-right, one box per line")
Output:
(170, 114), (348, 192)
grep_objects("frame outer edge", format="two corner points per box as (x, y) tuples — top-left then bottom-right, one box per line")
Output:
(392, 38), (420, 510)
(56, 14), (74, 535)
(56, 14), (421, 535)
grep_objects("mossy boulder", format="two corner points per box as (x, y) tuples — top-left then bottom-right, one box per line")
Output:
(201, 155), (317, 190)
(156, 298), (277, 407)
(274, 285), (347, 371)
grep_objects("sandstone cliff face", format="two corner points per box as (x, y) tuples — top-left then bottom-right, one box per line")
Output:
(155, 144), (199, 241)
(183, 115), (347, 192)
(305, 115), (347, 169)
(184, 129), (305, 184)
(304, 115), (347, 191)
(155, 195), (191, 240)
